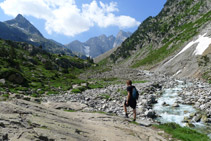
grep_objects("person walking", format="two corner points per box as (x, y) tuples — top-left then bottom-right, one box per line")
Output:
(124, 80), (138, 121)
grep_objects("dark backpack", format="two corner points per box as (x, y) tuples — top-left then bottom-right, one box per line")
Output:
(132, 87), (139, 100)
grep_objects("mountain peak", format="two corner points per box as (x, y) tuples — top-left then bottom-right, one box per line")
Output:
(5, 14), (43, 37)
(15, 14), (25, 21)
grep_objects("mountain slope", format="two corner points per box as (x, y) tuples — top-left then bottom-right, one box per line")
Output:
(66, 31), (131, 58)
(0, 39), (92, 95)
(0, 14), (72, 55)
(105, 0), (211, 80)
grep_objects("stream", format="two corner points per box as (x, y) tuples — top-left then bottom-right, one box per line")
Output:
(153, 80), (211, 139)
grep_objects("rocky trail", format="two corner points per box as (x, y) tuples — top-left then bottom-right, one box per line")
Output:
(0, 99), (169, 141)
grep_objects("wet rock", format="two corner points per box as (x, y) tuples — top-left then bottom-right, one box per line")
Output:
(172, 103), (179, 107)
(185, 122), (195, 128)
(183, 116), (190, 123)
(145, 110), (157, 118)
(162, 102), (170, 106)
(193, 115), (202, 122)
(201, 115), (208, 123)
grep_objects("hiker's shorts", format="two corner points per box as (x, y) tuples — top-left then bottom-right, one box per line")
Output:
(124, 99), (136, 109)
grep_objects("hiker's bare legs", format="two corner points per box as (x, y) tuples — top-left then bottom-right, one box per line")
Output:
(124, 103), (127, 114)
(133, 109), (136, 120)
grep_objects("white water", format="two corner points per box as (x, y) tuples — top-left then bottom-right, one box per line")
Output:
(153, 81), (211, 138)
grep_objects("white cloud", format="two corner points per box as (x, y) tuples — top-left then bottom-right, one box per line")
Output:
(0, 0), (140, 36)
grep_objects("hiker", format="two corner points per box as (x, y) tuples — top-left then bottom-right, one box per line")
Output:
(124, 80), (138, 121)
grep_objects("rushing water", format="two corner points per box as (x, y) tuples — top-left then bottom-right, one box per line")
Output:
(153, 80), (211, 139)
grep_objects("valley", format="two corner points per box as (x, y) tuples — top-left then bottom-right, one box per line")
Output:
(0, 0), (211, 140)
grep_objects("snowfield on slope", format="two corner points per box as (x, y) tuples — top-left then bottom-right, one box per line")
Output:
(165, 33), (211, 65)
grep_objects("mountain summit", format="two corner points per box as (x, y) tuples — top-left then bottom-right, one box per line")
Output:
(5, 14), (43, 37)
(0, 14), (72, 55)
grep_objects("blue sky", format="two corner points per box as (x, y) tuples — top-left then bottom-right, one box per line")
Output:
(0, 0), (166, 44)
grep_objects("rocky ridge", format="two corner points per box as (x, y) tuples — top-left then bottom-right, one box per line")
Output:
(66, 30), (131, 58)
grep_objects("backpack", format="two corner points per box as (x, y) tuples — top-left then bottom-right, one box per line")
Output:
(132, 87), (139, 100)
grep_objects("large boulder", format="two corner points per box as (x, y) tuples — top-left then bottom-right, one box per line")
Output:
(0, 79), (5, 85)
(145, 110), (157, 118)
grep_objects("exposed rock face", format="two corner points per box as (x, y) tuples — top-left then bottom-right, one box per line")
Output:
(0, 99), (168, 141)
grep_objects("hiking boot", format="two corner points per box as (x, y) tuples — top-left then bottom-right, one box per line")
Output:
(125, 113), (129, 118)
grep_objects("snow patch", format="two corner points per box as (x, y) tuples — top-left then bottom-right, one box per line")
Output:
(193, 33), (211, 55)
(165, 33), (211, 65)
(30, 38), (34, 42)
(84, 46), (90, 57)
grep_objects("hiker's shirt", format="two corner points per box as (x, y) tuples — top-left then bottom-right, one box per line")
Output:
(127, 85), (136, 102)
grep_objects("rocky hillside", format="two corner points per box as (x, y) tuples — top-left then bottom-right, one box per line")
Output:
(0, 39), (92, 96)
(66, 30), (131, 58)
(0, 14), (72, 55)
(102, 0), (210, 81)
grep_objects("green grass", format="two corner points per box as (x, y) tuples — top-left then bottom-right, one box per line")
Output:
(71, 88), (82, 93)
(154, 123), (210, 141)
(100, 94), (110, 100)
(64, 109), (76, 112)
(129, 121), (139, 125)
(46, 90), (58, 95)
(2, 94), (9, 98)
(88, 83), (104, 89)
(94, 111), (107, 114)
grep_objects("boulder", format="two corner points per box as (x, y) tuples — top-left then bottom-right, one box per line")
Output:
(145, 110), (157, 118)
(162, 102), (170, 106)
(193, 115), (202, 122)
(172, 103), (180, 107)
(201, 115), (208, 123)
(136, 119), (152, 127)
(0, 79), (5, 84)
